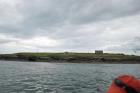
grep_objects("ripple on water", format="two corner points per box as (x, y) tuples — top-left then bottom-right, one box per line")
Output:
(23, 88), (39, 93)
(60, 85), (76, 90)
(43, 88), (54, 92)
(0, 61), (140, 93)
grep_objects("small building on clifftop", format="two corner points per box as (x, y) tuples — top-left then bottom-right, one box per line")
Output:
(95, 50), (103, 54)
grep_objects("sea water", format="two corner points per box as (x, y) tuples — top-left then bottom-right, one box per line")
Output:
(0, 61), (140, 93)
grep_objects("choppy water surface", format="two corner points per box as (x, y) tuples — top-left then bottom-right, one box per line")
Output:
(0, 61), (140, 93)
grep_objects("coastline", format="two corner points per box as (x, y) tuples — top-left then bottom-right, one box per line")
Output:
(0, 60), (140, 64)
(0, 52), (140, 64)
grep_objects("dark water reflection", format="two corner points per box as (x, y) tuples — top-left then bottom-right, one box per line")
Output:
(0, 61), (140, 93)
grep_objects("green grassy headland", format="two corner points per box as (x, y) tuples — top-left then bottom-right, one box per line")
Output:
(0, 52), (140, 63)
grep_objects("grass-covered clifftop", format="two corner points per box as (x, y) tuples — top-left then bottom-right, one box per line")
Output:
(0, 52), (140, 63)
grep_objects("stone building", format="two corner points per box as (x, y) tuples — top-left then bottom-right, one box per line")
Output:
(95, 50), (103, 54)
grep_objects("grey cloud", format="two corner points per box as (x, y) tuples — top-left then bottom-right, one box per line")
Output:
(7, 0), (140, 38)
(1, 0), (140, 38)
(0, 39), (13, 44)
(131, 37), (140, 52)
(0, 0), (140, 54)
(21, 0), (140, 26)
(0, 34), (18, 45)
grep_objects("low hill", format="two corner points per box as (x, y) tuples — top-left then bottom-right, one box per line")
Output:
(0, 52), (140, 63)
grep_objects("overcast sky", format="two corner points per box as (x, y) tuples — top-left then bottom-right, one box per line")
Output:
(0, 0), (140, 54)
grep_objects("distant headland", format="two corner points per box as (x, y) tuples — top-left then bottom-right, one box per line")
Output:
(0, 51), (140, 63)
